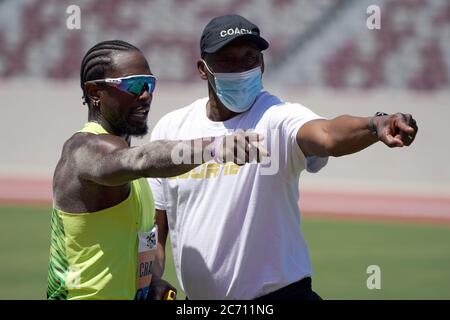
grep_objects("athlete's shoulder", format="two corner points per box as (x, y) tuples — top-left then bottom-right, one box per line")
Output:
(63, 131), (128, 159)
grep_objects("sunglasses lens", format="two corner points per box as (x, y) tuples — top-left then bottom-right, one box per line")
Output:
(118, 76), (156, 95)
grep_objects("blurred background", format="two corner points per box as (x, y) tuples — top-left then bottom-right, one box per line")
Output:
(0, 0), (449, 299)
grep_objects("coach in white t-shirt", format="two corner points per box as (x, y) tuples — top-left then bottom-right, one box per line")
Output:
(148, 15), (418, 300)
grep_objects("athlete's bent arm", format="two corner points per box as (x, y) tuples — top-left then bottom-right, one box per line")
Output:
(297, 113), (418, 157)
(74, 131), (264, 186)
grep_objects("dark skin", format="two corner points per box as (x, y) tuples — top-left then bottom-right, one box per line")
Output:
(154, 37), (419, 284)
(198, 39), (265, 122)
(53, 49), (265, 300)
(54, 51), (152, 213)
(153, 40), (269, 280)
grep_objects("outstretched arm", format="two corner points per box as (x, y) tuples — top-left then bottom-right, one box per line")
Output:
(74, 131), (266, 186)
(297, 113), (418, 157)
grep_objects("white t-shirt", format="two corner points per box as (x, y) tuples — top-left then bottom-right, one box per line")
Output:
(148, 91), (328, 300)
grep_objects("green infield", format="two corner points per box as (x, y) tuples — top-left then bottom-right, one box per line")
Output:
(0, 205), (449, 300)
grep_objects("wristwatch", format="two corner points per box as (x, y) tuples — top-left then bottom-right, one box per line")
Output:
(369, 112), (389, 136)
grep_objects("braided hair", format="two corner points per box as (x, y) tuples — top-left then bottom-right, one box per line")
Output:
(80, 40), (140, 106)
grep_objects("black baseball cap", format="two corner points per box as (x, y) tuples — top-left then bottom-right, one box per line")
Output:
(200, 14), (269, 55)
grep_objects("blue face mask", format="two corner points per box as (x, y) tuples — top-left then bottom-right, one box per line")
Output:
(203, 60), (263, 113)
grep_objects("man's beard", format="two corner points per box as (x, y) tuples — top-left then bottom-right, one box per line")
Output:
(114, 118), (149, 138)
(124, 122), (149, 138)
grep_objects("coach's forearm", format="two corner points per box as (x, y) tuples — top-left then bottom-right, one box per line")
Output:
(325, 115), (379, 157)
(133, 138), (214, 178)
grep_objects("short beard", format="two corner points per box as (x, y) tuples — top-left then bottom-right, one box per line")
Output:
(113, 119), (149, 138)
(125, 123), (148, 138)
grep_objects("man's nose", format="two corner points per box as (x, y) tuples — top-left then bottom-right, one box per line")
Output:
(138, 88), (152, 102)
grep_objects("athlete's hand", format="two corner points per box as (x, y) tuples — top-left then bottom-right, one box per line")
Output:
(213, 130), (269, 165)
(373, 113), (418, 147)
(146, 277), (177, 300)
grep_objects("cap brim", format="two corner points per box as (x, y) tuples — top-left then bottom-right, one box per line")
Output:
(203, 34), (269, 54)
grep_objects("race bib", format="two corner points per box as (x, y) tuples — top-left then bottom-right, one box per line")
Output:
(134, 225), (158, 300)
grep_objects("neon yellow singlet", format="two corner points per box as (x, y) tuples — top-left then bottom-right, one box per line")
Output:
(47, 122), (155, 300)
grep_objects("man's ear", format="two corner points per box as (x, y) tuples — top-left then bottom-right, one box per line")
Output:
(197, 59), (208, 81)
(84, 82), (101, 104)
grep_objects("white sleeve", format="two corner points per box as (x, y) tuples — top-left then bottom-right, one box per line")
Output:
(147, 121), (168, 211)
(269, 103), (328, 173)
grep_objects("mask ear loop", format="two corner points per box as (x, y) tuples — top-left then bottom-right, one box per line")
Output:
(201, 59), (215, 76)
(202, 59), (218, 94)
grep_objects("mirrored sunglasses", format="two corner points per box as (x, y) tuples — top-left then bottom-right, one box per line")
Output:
(87, 75), (157, 95)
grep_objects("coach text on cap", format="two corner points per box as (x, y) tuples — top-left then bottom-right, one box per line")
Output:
(200, 14), (269, 55)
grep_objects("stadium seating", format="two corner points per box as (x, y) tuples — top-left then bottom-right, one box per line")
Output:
(0, 0), (448, 91)
(272, 0), (450, 90)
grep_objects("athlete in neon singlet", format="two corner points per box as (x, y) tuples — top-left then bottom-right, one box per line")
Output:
(47, 40), (266, 300)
